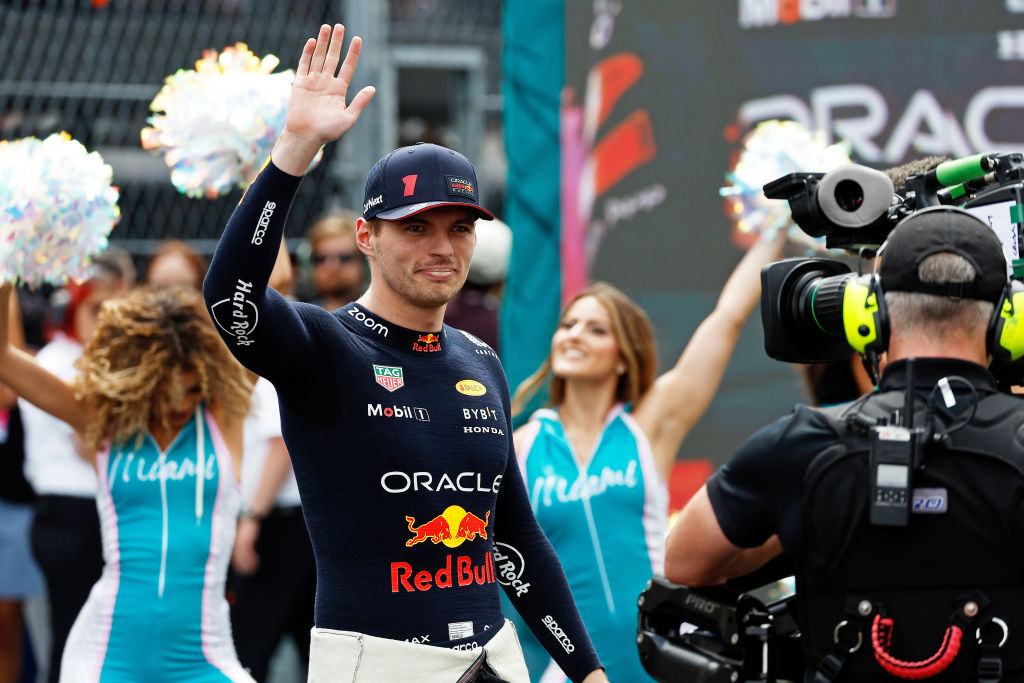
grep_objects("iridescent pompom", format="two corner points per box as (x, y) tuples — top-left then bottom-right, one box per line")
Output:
(0, 132), (120, 287)
(721, 120), (851, 252)
(141, 43), (321, 199)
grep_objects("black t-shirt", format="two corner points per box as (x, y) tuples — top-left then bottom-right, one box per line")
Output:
(706, 358), (1000, 555)
(0, 406), (33, 504)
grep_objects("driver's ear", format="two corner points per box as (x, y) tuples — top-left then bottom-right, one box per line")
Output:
(355, 217), (374, 256)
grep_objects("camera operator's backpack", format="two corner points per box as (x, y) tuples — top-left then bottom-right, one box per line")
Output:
(799, 388), (1024, 681)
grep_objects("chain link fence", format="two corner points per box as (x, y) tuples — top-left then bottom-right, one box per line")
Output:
(1, 0), (503, 275)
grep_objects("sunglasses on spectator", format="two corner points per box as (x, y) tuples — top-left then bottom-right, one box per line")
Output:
(312, 252), (359, 266)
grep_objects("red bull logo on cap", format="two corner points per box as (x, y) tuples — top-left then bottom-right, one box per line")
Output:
(447, 175), (476, 200)
(412, 333), (441, 353)
(405, 505), (490, 548)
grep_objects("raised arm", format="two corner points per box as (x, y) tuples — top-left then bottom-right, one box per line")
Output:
(203, 24), (375, 383)
(633, 234), (784, 478)
(7, 287), (25, 351)
(0, 285), (91, 436)
(271, 24), (375, 175)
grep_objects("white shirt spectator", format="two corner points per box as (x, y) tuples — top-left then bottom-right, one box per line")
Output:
(240, 377), (300, 508)
(21, 333), (96, 497)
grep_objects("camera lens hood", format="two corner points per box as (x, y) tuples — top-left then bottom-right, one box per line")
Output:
(818, 165), (895, 229)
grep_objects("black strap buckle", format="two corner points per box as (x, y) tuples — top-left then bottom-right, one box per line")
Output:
(976, 614), (1007, 683)
(814, 653), (845, 683)
(978, 656), (1002, 683)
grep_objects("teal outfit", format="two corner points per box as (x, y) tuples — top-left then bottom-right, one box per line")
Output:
(59, 407), (252, 683)
(517, 404), (667, 682)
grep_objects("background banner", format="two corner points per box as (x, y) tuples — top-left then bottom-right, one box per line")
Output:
(502, 0), (1024, 479)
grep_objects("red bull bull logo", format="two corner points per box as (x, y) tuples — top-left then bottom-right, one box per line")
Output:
(405, 506), (490, 547)
(412, 333), (441, 353)
(395, 506), (495, 593)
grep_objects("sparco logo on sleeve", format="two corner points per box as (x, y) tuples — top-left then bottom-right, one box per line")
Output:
(251, 201), (276, 245)
(542, 615), (574, 653)
(210, 279), (259, 346)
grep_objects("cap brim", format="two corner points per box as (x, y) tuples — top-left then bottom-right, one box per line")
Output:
(375, 201), (494, 221)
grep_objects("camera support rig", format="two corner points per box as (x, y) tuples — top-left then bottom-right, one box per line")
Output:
(636, 576), (802, 683)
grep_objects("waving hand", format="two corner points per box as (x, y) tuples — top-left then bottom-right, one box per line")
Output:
(272, 24), (376, 176)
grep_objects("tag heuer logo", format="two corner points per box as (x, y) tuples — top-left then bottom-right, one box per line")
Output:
(374, 365), (404, 392)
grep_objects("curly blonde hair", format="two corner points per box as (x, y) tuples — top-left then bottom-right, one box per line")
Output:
(75, 285), (252, 451)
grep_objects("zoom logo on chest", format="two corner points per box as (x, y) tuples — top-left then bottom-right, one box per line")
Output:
(348, 306), (389, 337)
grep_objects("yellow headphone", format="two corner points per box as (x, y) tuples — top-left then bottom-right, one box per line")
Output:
(840, 213), (1024, 364)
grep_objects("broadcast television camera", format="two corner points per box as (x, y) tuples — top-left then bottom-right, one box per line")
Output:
(635, 153), (1024, 683)
(759, 152), (1024, 386)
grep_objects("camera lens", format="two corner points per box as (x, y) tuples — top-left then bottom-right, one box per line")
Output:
(833, 179), (864, 213)
(783, 269), (853, 338)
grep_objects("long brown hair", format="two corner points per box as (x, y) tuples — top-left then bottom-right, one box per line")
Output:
(75, 285), (252, 451)
(512, 282), (657, 416)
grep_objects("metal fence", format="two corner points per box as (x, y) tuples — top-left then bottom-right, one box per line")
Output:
(0, 0), (503, 273)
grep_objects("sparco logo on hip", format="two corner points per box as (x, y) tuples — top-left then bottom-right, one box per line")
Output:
(251, 201), (276, 245)
(348, 306), (389, 337)
(210, 279), (258, 346)
(542, 615), (574, 653)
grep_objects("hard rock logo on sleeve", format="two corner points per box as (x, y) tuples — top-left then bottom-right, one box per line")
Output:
(210, 279), (258, 347)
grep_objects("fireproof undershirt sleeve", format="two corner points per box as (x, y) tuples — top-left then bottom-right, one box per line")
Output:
(203, 161), (334, 390)
(490, 373), (602, 683)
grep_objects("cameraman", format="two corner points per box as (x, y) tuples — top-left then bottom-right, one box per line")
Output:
(665, 207), (1024, 680)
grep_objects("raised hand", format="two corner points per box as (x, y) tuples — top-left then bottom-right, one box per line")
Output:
(272, 24), (376, 176)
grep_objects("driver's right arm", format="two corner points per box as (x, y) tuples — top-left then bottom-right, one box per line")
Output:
(203, 24), (374, 384)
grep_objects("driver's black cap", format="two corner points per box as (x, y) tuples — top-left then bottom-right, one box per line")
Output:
(362, 142), (494, 222)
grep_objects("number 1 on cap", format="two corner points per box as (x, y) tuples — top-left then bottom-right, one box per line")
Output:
(402, 174), (418, 196)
